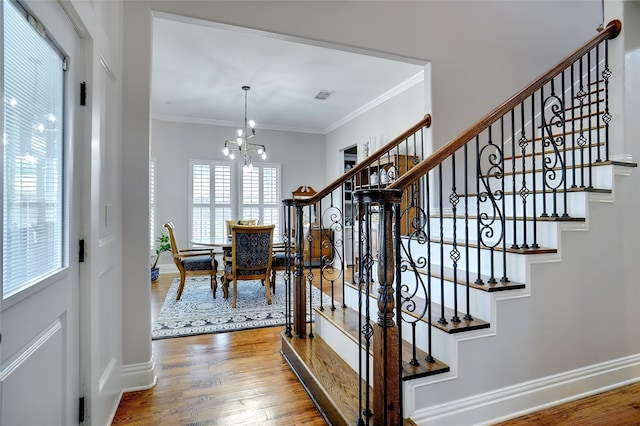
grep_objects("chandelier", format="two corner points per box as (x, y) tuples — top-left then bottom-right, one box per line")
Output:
(222, 85), (266, 172)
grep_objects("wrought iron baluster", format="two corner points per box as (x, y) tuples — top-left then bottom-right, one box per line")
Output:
(519, 102), (530, 249)
(510, 110), (519, 249)
(540, 86), (549, 217)
(541, 79), (565, 219)
(587, 51), (594, 189)
(450, 154), (460, 323)
(596, 44), (602, 163)
(603, 40), (612, 161)
(571, 63), (578, 188)
(530, 95), (540, 249)
(356, 199), (365, 426)
(577, 55), (587, 188)
(475, 136), (484, 284)
(463, 144), (473, 321)
(425, 168), (434, 361)
(478, 126), (503, 284)
(561, 71), (569, 217)
(438, 163), (447, 324)
(500, 118), (508, 282)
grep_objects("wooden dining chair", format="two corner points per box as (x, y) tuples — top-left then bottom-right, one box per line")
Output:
(224, 224), (275, 308)
(164, 222), (219, 300)
(225, 219), (257, 238)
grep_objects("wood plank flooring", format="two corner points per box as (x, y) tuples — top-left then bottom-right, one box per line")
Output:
(113, 271), (640, 425)
(111, 273), (327, 425)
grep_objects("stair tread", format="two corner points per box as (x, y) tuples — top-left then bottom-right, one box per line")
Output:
(315, 306), (450, 379)
(413, 262), (526, 292)
(493, 159), (636, 179)
(440, 212), (585, 222)
(410, 235), (558, 256)
(335, 281), (491, 336)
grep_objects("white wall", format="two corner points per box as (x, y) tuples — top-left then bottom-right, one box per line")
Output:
(151, 119), (326, 253)
(122, 0), (604, 392)
(325, 79), (426, 181)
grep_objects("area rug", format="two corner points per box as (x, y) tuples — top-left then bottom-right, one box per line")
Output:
(152, 277), (331, 339)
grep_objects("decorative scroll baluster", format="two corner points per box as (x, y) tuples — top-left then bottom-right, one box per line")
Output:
(477, 126), (504, 284)
(540, 86), (549, 217)
(561, 71), (569, 217)
(542, 79), (565, 219)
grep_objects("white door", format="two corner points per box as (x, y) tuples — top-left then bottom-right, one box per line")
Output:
(79, 40), (124, 423)
(1, 0), (82, 424)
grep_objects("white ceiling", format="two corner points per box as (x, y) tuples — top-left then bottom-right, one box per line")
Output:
(151, 15), (425, 135)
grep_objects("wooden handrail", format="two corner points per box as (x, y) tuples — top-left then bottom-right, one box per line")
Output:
(389, 19), (622, 191)
(290, 114), (432, 206)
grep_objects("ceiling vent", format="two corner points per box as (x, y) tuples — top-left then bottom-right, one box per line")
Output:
(313, 90), (335, 100)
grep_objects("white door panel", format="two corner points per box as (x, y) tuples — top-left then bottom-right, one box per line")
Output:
(80, 47), (123, 423)
(1, 0), (82, 424)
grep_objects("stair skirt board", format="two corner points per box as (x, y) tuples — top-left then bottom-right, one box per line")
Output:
(406, 354), (640, 426)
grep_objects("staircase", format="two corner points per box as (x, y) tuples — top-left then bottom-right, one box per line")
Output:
(280, 20), (634, 425)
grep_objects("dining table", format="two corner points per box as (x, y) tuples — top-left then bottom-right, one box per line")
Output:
(192, 235), (286, 298)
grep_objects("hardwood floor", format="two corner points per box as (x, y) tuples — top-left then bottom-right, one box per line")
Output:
(112, 272), (328, 425)
(113, 271), (640, 425)
(495, 381), (640, 425)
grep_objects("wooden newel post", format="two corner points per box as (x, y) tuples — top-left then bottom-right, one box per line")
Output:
(293, 203), (307, 338)
(373, 190), (402, 425)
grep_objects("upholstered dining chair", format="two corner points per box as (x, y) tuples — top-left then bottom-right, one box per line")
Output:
(224, 224), (275, 308)
(164, 222), (219, 300)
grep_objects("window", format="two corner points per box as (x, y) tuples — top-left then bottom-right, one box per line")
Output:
(3, 0), (66, 297)
(189, 161), (232, 243)
(149, 156), (156, 250)
(189, 160), (281, 241)
(242, 164), (281, 239)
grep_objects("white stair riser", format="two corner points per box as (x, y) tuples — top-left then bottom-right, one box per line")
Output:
(341, 284), (459, 365)
(480, 162), (613, 192)
(425, 217), (560, 250)
(452, 191), (587, 218)
(399, 270), (492, 320)
(315, 313), (375, 383)
(402, 240), (528, 283)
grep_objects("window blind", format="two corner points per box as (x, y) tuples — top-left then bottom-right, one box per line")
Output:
(3, 0), (65, 297)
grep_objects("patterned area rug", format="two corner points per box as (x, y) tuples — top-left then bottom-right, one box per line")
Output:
(152, 277), (330, 339)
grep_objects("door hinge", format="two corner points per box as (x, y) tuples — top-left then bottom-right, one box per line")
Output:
(79, 239), (85, 263)
(79, 396), (85, 423)
(80, 82), (87, 106)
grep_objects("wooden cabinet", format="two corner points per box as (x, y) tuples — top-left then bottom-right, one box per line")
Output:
(354, 154), (419, 236)
(308, 227), (333, 265)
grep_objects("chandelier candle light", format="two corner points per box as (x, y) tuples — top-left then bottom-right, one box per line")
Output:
(222, 85), (267, 172)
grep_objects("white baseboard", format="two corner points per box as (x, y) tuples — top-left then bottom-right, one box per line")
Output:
(408, 353), (640, 425)
(121, 357), (157, 393)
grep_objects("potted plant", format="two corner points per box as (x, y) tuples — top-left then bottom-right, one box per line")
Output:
(151, 233), (171, 282)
